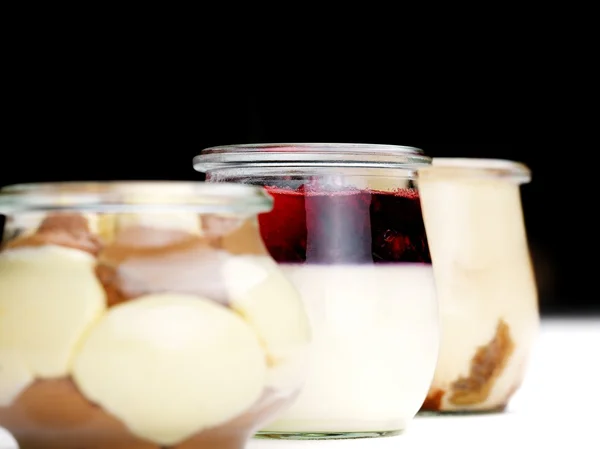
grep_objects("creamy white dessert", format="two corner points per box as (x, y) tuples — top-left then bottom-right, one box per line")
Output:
(418, 158), (539, 412)
(222, 255), (311, 393)
(72, 293), (268, 446)
(261, 263), (439, 433)
(0, 245), (106, 405)
(0, 211), (310, 448)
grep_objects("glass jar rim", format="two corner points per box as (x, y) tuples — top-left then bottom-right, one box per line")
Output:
(419, 158), (531, 183)
(0, 181), (273, 214)
(193, 142), (431, 171)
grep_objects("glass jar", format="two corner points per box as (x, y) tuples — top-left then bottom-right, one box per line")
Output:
(417, 158), (539, 413)
(194, 143), (440, 439)
(0, 181), (310, 449)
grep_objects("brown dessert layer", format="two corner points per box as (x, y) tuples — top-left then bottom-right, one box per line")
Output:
(0, 379), (289, 449)
(421, 388), (444, 411)
(213, 217), (267, 256)
(449, 319), (515, 406)
(0, 379), (155, 449)
(420, 319), (517, 411)
(5, 213), (102, 256)
(96, 225), (232, 306)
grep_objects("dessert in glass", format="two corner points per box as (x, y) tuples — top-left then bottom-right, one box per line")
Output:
(417, 158), (539, 413)
(0, 181), (310, 449)
(194, 143), (440, 439)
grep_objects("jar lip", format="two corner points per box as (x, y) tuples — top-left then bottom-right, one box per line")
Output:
(0, 181), (273, 214)
(193, 142), (431, 171)
(419, 158), (531, 183)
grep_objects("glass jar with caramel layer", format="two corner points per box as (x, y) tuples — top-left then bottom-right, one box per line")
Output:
(417, 159), (539, 413)
(0, 181), (310, 449)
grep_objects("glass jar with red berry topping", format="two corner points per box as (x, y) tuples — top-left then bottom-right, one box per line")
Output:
(417, 159), (539, 414)
(194, 143), (440, 439)
(0, 181), (310, 449)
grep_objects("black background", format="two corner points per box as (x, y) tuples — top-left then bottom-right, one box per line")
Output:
(0, 94), (594, 316)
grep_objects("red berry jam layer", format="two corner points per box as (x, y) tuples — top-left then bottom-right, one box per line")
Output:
(258, 186), (431, 264)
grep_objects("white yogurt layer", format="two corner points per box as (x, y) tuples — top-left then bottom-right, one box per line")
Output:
(260, 263), (439, 433)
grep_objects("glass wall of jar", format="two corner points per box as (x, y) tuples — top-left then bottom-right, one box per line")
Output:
(417, 159), (539, 413)
(0, 181), (310, 449)
(194, 143), (440, 439)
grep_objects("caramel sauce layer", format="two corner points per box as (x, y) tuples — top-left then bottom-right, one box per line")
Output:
(449, 319), (515, 406)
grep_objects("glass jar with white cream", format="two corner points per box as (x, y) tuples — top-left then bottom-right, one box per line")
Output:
(194, 143), (440, 439)
(417, 158), (539, 413)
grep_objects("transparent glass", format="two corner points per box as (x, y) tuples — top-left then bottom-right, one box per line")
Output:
(194, 143), (440, 439)
(417, 159), (539, 413)
(0, 181), (310, 449)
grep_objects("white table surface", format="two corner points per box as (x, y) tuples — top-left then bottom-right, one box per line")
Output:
(2, 317), (599, 449)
